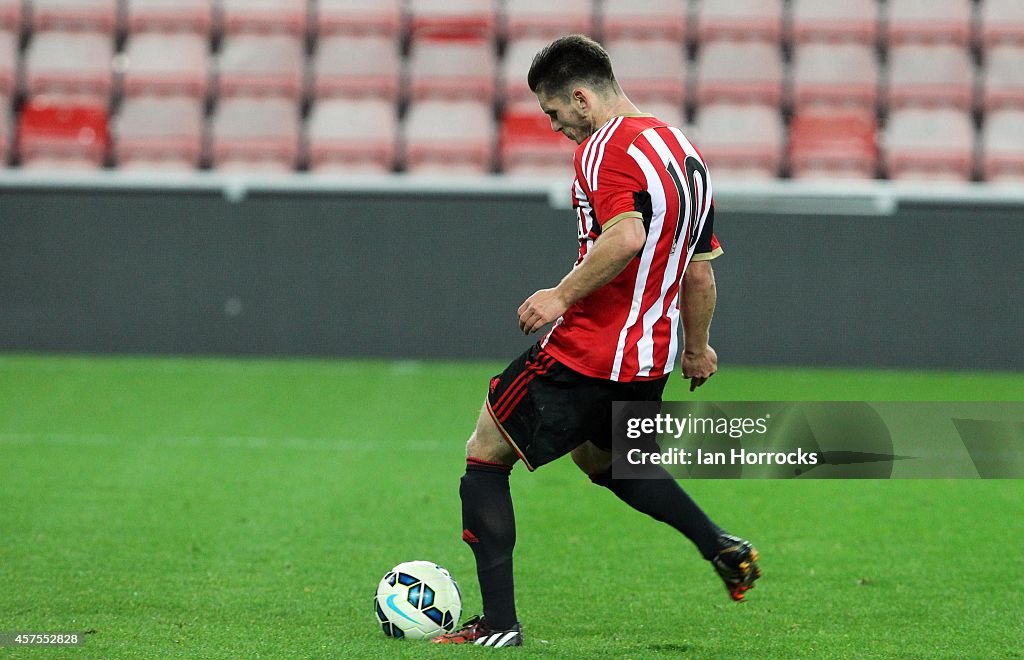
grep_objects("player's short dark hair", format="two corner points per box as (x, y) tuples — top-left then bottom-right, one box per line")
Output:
(527, 34), (618, 99)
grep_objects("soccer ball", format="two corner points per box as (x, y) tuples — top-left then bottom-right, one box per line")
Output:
(374, 561), (462, 640)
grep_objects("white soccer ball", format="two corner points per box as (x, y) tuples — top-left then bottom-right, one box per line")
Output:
(374, 560), (462, 640)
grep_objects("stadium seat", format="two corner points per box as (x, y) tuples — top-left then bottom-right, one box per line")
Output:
(23, 31), (114, 105)
(306, 98), (397, 173)
(211, 97), (300, 171)
(217, 34), (305, 100)
(29, 0), (118, 33)
(0, 95), (11, 164)
(114, 95), (204, 170)
(886, 44), (975, 111)
(407, 38), (497, 103)
(316, 0), (403, 38)
(498, 109), (574, 178)
(789, 108), (878, 180)
(502, 0), (593, 40)
(979, 0), (1024, 48)
(408, 0), (497, 40)
(124, 0), (214, 37)
(885, 0), (973, 47)
(692, 103), (783, 180)
(601, 0), (688, 43)
(0, 0), (22, 32)
(694, 0), (784, 44)
(789, 0), (879, 45)
(312, 35), (400, 101)
(403, 99), (494, 174)
(0, 29), (16, 98)
(980, 109), (1024, 182)
(641, 101), (686, 132)
(501, 37), (548, 109)
(606, 38), (687, 106)
(17, 100), (109, 169)
(120, 33), (210, 99)
(884, 107), (975, 181)
(981, 45), (1024, 110)
(790, 42), (879, 112)
(694, 40), (783, 107)
(220, 0), (308, 37)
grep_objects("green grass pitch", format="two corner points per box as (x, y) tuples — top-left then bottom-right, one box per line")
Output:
(1, 354), (1022, 658)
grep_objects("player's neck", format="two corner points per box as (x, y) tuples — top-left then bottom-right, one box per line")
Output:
(592, 95), (641, 129)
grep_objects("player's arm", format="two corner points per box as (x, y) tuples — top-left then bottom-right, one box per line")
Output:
(680, 259), (718, 391)
(517, 216), (645, 334)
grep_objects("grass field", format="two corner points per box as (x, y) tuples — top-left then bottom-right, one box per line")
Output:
(1, 353), (1022, 659)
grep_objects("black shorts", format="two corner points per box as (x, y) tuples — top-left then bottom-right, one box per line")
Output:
(485, 343), (670, 471)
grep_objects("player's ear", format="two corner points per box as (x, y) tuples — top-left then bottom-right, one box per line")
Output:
(571, 88), (590, 115)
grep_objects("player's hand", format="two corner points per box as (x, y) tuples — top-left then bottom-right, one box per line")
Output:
(517, 288), (569, 334)
(682, 345), (718, 392)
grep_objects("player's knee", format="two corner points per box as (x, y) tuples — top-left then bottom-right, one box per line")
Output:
(571, 444), (611, 479)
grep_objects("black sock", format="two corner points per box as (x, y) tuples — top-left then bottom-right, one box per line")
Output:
(591, 465), (723, 560)
(461, 458), (518, 629)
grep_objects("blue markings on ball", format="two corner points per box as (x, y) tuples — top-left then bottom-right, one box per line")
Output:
(397, 572), (418, 586)
(421, 585), (435, 608)
(423, 607), (444, 626)
(442, 610), (454, 631)
(385, 572), (397, 587)
(408, 584), (422, 608)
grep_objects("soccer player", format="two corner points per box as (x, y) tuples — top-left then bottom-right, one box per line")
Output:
(433, 35), (760, 648)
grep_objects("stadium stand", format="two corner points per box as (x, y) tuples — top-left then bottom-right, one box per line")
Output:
(119, 32), (210, 99)
(312, 35), (400, 101)
(403, 99), (494, 174)
(29, 0), (119, 34)
(499, 109), (574, 178)
(693, 103), (784, 180)
(884, 107), (976, 181)
(790, 42), (880, 112)
(124, 0), (214, 37)
(503, 0), (594, 40)
(210, 97), (300, 171)
(23, 30), (114, 105)
(980, 109), (1024, 182)
(695, 40), (784, 107)
(114, 95), (204, 170)
(600, 0), (688, 42)
(306, 97), (397, 173)
(981, 45), (1024, 110)
(0, 29), (15, 98)
(315, 0), (403, 38)
(886, 44), (975, 111)
(220, 0), (308, 37)
(885, 0), (973, 47)
(17, 101), (109, 169)
(789, 0), (879, 45)
(789, 108), (878, 180)
(606, 38), (687, 105)
(979, 0), (1024, 48)
(217, 33), (305, 100)
(0, 96), (9, 162)
(693, 0), (784, 44)
(407, 38), (497, 103)
(0, 0), (21, 32)
(501, 37), (549, 108)
(407, 0), (497, 40)
(641, 101), (686, 133)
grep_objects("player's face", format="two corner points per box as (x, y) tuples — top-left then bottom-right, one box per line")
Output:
(537, 92), (590, 145)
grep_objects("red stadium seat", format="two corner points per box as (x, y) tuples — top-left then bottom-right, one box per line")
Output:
(606, 38), (687, 106)
(695, 40), (784, 107)
(884, 107), (975, 181)
(502, 37), (548, 109)
(217, 34), (305, 100)
(403, 99), (494, 174)
(313, 35), (400, 101)
(0, 0), (22, 32)
(17, 100), (109, 169)
(981, 109), (1024, 182)
(789, 108), (878, 180)
(211, 97), (300, 171)
(499, 109), (574, 178)
(503, 0), (593, 40)
(886, 44), (975, 111)
(316, 0), (403, 38)
(982, 45), (1024, 111)
(30, 0), (118, 33)
(114, 95), (204, 170)
(408, 0), (497, 40)
(120, 32), (210, 99)
(979, 0), (1024, 48)
(694, 0), (784, 45)
(306, 98), (397, 173)
(24, 30), (114, 105)
(886, 0), (973, 47)
(789, 0), (879, 45)
(220, 0), (308, 37)
(124, 0), (214, 36)
(601, 0), (688, 43)
(693, 103), (783, 180)
(0, 30), (16, 98)
(790, 42), (879, 112)
(408, 38), (497, 103)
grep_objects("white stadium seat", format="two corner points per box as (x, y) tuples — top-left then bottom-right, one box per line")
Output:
(306, 98), (397, 173)
(120, 32), (210, 99)
(403, 99), (494, 174)
(115, 95), (205, 170)
(211, 97), (300, 171)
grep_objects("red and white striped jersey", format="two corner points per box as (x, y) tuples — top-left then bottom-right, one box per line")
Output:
(540, 114), (722, 382)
